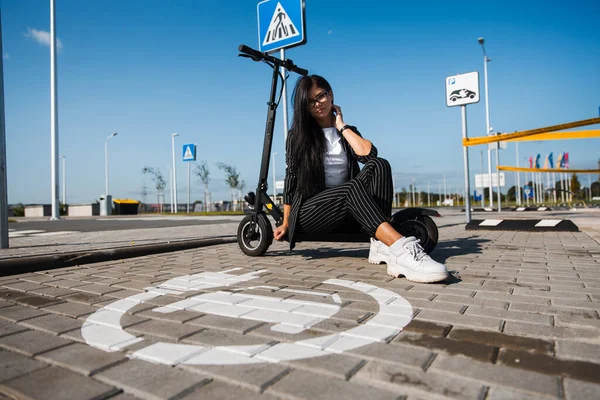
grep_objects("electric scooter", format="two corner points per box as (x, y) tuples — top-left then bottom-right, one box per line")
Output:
(236, 44), (440, 257)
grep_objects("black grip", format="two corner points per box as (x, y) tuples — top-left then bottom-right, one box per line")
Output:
(238, 44), (264, 60)
(292, 66), (308, 76)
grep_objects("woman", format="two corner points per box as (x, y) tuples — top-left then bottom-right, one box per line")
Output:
(273, 75), (448, 283)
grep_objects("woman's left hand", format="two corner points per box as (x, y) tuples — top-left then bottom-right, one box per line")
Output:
(333, 104), (344, 130)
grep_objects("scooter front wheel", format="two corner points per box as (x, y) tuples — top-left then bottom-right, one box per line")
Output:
(237, 214), (273, 256)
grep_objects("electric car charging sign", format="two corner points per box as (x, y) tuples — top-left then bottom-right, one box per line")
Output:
(446, 71), (480, 107)
(82, 268), (413, 366)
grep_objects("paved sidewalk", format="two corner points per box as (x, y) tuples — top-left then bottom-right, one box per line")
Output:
(0, 216), (599, 399)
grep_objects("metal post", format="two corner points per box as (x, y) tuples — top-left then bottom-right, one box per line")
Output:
(496, 134), (501, 211)
(516, 142), (521, 205)
(0, 10), (8, 248)
(105, 133), (117, 197)
(171, 133), (179, 213)
(461, 103), (472, 222)
(168, 165), (172, 213)
(50, 0), (60, 220)
(187, 162), (190, 214)
(280, 49), (289, 146)
(272, 152), (278, 201)
(480, 150), (484, 207)
(412, 178), (415, 207)
(59, 155), (66, 206)
(588, 173), (592, 201)
(443, 174), (447, 206)
(427, 182), (430, 206)
(552, 173), (556, 204)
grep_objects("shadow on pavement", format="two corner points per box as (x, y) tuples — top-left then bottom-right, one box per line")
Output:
(431, 236), (491, 264)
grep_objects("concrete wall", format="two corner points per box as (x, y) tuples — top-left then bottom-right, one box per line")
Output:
(68, 204), (100, 217)
(24, 205), (52, 217)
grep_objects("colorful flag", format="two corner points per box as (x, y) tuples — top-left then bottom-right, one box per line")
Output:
(535, 154), (541, 169)
(529, 156), (533, 169)
(565, 152), (569, 168)
(559, 152), (566, 168)
(549, 152), (554, 169)
(557, 152), (564, 168)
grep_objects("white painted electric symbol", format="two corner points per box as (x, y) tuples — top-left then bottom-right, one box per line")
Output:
(82, 268), (413, 366)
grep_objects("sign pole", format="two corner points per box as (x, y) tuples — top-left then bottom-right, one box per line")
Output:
(187, 162), (190, 214)
(0, 11), (8, 248)
(461, 105), (472, 223)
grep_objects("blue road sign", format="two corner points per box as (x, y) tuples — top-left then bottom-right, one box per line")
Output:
(182, 144), (196, 162)
(257, 0), (306, 53)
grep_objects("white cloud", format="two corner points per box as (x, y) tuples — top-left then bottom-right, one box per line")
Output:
(2, 53), (9, 60)
(25, 27), (63, 50)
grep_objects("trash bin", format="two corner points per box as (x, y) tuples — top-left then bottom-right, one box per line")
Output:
(99, 195), (112, 216)
(113, 199), (140, 215)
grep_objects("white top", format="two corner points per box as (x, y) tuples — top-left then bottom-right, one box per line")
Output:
(322, 127), (348, 188)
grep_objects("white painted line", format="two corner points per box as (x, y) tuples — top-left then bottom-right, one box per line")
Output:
(516, 207), (526, 211)
(479, 219), (503, 226)
(538, 207), (548, 211)
(535, 219), (561, 227)
(33, 231), (80, 236)
(11, 230), (45, 235)
(83, 271), (414, 366)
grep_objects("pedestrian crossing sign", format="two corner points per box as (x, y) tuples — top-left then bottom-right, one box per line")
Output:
(257, 0), (306, 53)
(182, 144), (196, 162)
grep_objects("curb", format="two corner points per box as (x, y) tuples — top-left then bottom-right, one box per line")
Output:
(465, 219), (579, 232)
(0, 236), (237, 277)
(510, 207), (553, 211)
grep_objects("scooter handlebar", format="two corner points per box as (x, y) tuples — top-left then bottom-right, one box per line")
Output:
(238, 44), (308, 76)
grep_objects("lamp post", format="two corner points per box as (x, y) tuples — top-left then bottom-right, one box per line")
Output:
(478, 37), (494, 209)
(171, 133), (179, 213)
(59, 155), (66, 207)
(105, 132), (118, 196)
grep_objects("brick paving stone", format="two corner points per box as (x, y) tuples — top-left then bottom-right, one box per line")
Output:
(430, 354), (561, 397)
(0, 349), (47, 383)
(392, 331), (497, 363)
(186, 314), (265, 335)
(182, 328), (271, 347)
(552, 298), (600, 310)
(485, 386), (560, 400)
(433, 294), (509, 310)
(284, 353), (366, 380)
(2, 281), (48, 293)
(0, 365), (119, 400)
(61, 291), (115, 305)
(555, 315), (600, 329)
(407, 298), (465, 314)
(351, 359), (485, 399)
(0, 304), (48, 322)
(180, 379), (283, 400)
(415, 309), (502, 331)
(0, 289), (30, 302)
(403, 320), (451, 337)
(28, 286), (77, 298)
(37, 342), (126, 376)
(135, 308), (203, 324)
(563, 378), (600, 400)
(19, 274), (62, 284)
(71, 283), (124, 295)
(126, 319), (203, 341)
(0, 329), (72, 356)
(498, 348), (600, 384)
(508, 302), (599, 319)
(511, 287), (589, 300)
(45, 279), (89, 289)
(41, 301), (99, 319)
(96, 359), (212, 400)
(267, 368), (398, 400)
(20, 311), (82, 334)
(474, 291), (550, 305)
(183, 363), (291, 393)
(104, 288), (145, 299)
(0, 320), (28, 338)
(448, 328), (553, 354)
(464, 306), (552, 324)
(503, 320), (600, 340)
(348, 342), (434, 369)
(14, 295), (64, 309)
(556, 340), (600, 363)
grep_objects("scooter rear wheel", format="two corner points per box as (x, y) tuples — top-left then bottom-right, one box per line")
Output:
(420, 215), (439, 254)
(237, 214), (273, 256)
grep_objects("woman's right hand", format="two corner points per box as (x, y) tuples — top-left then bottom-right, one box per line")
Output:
(273, 223), (288, 241)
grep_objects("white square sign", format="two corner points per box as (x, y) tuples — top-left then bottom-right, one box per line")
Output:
(445, 71), (480, 107)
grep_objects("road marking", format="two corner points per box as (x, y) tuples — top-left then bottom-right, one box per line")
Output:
(535, 219), (561, 227)
(82, 268), (414, 365)
(479, 219), (503, 226)
(9, 230), (80, 238)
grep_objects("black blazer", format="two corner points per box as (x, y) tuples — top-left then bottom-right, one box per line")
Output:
(283, 126), (378, 250)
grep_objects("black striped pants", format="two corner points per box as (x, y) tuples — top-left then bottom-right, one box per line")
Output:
(297, 157), (393, 237)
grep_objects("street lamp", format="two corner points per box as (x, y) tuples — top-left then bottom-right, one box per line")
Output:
(105, 132), (118, 196)
(59, 155), (66, 207)
(272, 152), (278, 202)
(171, 133), (179, 213)
(478, 37), (494, 209)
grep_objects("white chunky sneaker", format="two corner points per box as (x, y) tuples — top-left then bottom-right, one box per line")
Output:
(368, 238), (390, 265)
(386, 236), (448, 283)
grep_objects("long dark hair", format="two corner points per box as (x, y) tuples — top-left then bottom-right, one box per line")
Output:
(289, 75), (333, 198)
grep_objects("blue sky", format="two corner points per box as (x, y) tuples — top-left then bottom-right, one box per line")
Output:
(1, 0), (599, 205)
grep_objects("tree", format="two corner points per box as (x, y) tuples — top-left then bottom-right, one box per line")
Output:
(506, 185), (516, 202)
(570, 173), (581, 199)
(142, 167), (167, 212)
(195, 161), (211, 212)
(216, 163), (240, 210)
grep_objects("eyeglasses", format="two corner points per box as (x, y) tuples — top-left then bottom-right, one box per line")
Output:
(308, 91), (329, 108)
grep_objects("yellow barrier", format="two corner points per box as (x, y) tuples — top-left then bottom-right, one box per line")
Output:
(505, 130), (600, 142)
(497, 166), (600, 173)
(462, 117), (600, 147)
